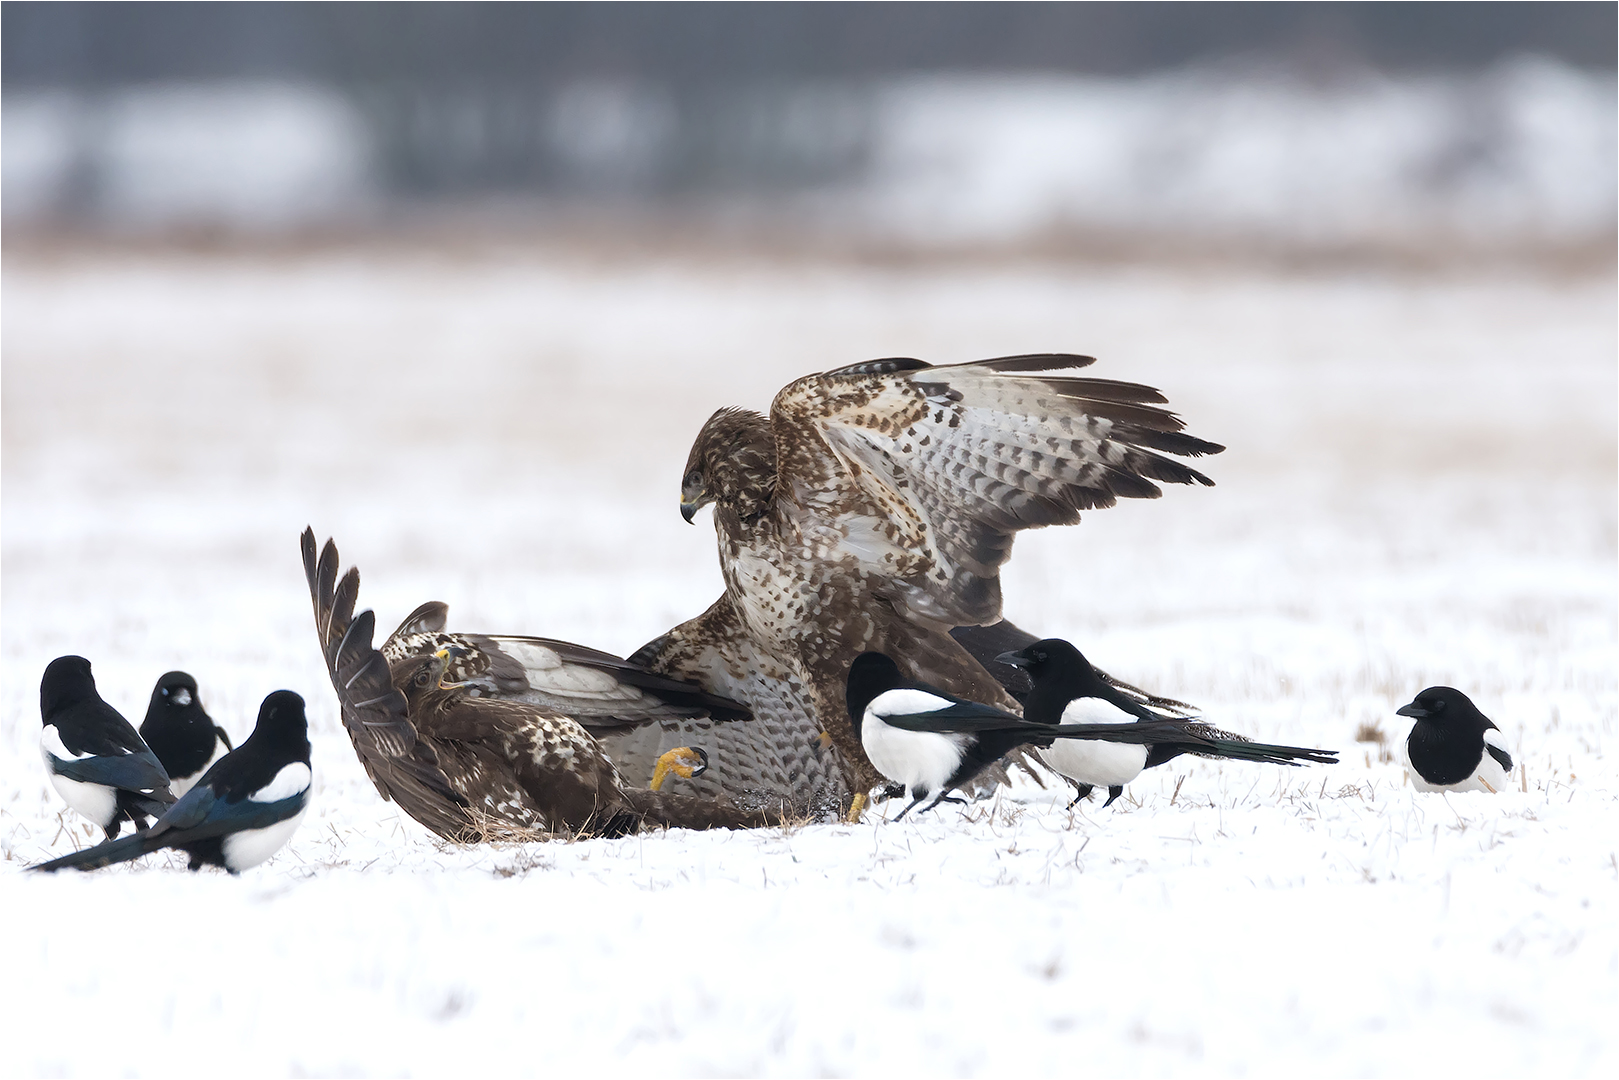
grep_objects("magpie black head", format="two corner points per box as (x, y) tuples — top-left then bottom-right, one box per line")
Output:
(1396, 686), (1490, 731)
(41, 655), (99, 721)
(249, 690), (312, 762)
(996, 638), (1116, 724)
(846, 652), (907, 737)
(150, 670), (200, 712)
(141, 669), (233, 786)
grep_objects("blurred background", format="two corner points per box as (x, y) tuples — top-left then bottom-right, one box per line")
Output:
(4, 1), (1615, 258)
(3, 8), (1615, 1071)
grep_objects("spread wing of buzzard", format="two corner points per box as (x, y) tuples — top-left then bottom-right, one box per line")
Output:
(301, 530), (780, 838)
(766, 352), (1222, 626)
(675, 353), (1222, 794)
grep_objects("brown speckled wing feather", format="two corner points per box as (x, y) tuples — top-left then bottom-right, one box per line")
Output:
(769, 353), (1223, 626)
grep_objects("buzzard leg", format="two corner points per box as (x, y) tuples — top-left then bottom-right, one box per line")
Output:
(649, 747), (709, 792)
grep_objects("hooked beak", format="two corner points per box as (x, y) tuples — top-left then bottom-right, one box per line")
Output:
(995, 650), (1031, 670)
(433, 646), (468, 690)
(680, 500), (699, 524)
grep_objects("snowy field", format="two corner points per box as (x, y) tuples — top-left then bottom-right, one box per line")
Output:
(2, 244), (1614, 1076)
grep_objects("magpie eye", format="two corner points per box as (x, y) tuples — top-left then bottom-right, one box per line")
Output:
(1430, 699), (1446, 712)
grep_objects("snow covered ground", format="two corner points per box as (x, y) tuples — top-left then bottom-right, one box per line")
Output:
(2, 245), (1614, 1076)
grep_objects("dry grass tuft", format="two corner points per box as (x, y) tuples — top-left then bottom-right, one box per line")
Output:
(1355, 720), (1388, 744)
(456, 809), (558, 847)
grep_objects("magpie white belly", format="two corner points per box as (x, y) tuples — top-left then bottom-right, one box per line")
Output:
(45, 771), (117, 827)
(1039, 738), (1148, 786)
(861, 720), (969, 794)
(170, 742), (230, 798)
(220, 805), (309, 871)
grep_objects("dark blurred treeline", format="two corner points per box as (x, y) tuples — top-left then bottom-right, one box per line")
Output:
(5, 2), (1614, 87)
(3, 3), (1614, 250)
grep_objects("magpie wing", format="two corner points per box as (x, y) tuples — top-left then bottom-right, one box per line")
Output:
(1483, 726), (1514, 772)
(150, 788), (308, 844)
(52, 749), (174, 798)
(874, 700), (1033, 734)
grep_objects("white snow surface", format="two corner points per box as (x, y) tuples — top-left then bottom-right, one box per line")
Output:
(2, 247), (1615, 1076)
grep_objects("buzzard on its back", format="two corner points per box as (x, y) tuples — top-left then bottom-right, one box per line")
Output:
(636, 353), (1223, 798)
(301, 531), (783, 839)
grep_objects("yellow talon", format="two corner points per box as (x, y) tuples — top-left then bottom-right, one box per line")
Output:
(846, 791), (868, 822)
(814, 731), (834, 752)
(650, 747), (710, 791)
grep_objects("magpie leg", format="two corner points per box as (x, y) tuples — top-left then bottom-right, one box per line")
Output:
(894, 792), (927, 821)
(1102, 785), (1124, 808)
(935, 795), (969, 807)
(1066, 782), (1095, 809)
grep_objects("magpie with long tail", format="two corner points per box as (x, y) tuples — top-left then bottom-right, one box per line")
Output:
(34, 690), (311, 874)
(999, 638), (1339, 807)
(39, 655), (176, 839)
(140, 671), (235, 797)
(1397, 686), (1513, 793)
(846, 650), (1273, 820)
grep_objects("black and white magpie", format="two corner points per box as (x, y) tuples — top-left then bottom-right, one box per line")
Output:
(1397, 686), (1513, 793)
(999, 639), (1339, 806)
(39, 655), (176, 839)
(846, 651), (1229, 820)
(34, 690), (312, 874)
(140, 671), (235, 797)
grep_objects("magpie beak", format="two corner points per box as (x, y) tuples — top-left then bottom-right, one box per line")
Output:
(994, 650), (1031, 670)
(1395, 703), (1426, 718)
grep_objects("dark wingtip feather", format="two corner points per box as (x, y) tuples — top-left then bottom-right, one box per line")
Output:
(977, 353), (1099, 373)
(829, 357), (933, 377)
(392, 601), (450, 641)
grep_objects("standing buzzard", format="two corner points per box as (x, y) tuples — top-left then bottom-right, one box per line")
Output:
(635, 353), (1223, 799)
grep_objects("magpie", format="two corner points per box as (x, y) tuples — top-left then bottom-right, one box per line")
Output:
(39, 655), (176, 839)
(34, 690), (312, 874)
(846, 651), (1237, 820)
(999, 639), (1339, 807)
(140, 671), (235, 797)
(1397, 686), (1513, 793)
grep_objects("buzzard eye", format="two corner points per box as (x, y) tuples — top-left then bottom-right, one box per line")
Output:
(414, 670), (431, 687)
(684, 470), (702, 488)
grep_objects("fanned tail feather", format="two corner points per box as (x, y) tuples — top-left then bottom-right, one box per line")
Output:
(301, 528), (474, 839)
